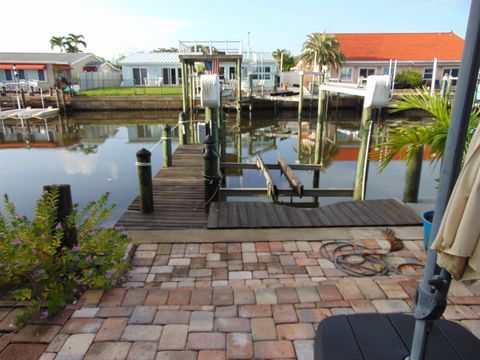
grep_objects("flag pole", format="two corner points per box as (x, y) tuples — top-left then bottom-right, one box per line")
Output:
(409, 1), (480, 359)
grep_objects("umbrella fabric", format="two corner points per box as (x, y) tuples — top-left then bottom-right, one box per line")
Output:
(431, 125), (480, 281)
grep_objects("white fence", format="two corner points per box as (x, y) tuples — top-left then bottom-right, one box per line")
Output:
(79, 72), (122, 91)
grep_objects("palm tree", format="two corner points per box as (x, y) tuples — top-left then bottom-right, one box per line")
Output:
(378, 88), (480, 171)
(299, 32), (344, 72)
(272, 49), (294, 71)
(49, 36), (66, 52)
(64, 34), (87, 53)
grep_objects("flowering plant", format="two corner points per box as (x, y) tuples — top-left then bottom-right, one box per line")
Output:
(0, 189), (130, 326)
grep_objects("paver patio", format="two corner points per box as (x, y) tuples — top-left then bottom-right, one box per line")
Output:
(1, 227), (480, 359)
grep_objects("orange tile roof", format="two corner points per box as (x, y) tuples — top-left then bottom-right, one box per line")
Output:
(332, 32), (464, 61)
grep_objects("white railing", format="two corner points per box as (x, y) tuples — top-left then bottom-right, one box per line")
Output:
(178, 40), (242, 55)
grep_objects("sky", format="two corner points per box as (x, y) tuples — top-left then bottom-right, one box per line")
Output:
(1, 0), (472, 61)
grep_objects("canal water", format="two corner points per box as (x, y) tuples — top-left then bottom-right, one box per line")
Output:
(0, 110), (439, 225)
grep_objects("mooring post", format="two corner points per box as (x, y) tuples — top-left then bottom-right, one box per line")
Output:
(203, 135), (220, 210)
(220, 110), (227, 162)
(298, 71), (304, 120)
(353, 106), (373, 201)
(205, 107), (212, 136)
(178, 112), (188, 145)
(55, 89), (61, 111)
(236, 58), (242, 112)
(162, 125), (172, 168)
(314, 74), (326, 165)
(136, 148), (154, 213)
(248, 74), (253, 113)
(181, 61), (190, 114)
(211, 108), (219, 146)
(43, 184), (77, 248)
(403, 146), (424, 203)
(20, 88), (26, 108)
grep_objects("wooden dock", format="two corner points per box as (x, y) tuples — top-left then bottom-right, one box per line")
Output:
(117, 144), (208, 230)
(117, 144), (421, 231)
(207, 199), (421, 229)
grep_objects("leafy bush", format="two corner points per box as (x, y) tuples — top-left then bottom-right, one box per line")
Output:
(0, 189), (130, 327)
(395, 69), (423, 89)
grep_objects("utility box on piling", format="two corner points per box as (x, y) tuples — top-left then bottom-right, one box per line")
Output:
(364, 75), (391, 108)
(200, 74), (221, 108)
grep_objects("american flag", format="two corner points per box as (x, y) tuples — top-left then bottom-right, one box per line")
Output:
(205, 59), (220, 74)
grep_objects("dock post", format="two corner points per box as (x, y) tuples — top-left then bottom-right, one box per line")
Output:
(314, 75), (326, 165)
(211, 108), (219, 146)
(298, 71), (304, 120)
(205, 107), (212, 136)
(236, 58), (242, 112)
(136, 148), (154, 213)
(20, 89), (26, 108)
(181, 61), (190, 114)
(203, 135), (220, 210)
(43, 184), (77, 248)
(163, 125), (172, 168)
(248, 74), (253, 113)
(403, 146), (424, 203)
(178, 112), (188, 145)
(353, 106), (373, 201)
(220, 110), (227, 162)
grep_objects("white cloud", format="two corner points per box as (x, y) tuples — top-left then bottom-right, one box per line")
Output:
(1, 0), (193, 59)
(55, 151), (99, 176)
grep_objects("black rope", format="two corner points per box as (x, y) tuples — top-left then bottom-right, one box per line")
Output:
(319, 241), (423, 277)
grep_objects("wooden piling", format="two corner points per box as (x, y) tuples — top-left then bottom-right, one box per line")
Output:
(403, 146), (424, 203)
(181, 61), (190, 114)
(43, 184), (77, 248)
(314, 75), (325, 165)
(353, 106), (373, 201)
(20, 89), (26, 108)
(205, 107), (212, 136)
(298, 72), (304, 120)
(178, 112), (188, 145)
(219, 110), (227, 162)
(236, 58), (242, 112)
(248, 74), (253, 113)
(163, 125), (172, 168)
(136, 148), (154, 213)
(203, 135), (220, 210)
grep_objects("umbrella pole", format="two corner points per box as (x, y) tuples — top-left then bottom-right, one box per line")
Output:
(409, 1), (480, 359)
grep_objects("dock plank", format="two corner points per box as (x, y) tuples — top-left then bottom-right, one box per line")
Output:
(117, 144), (208, 230)
(208, 199), (421, 229)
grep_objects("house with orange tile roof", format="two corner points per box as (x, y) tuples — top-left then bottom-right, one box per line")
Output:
(299, 32), (464, 87)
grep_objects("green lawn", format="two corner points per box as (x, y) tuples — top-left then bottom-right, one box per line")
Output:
(79, 86), (182, 96)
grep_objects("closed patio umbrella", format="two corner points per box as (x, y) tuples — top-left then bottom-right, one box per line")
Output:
(431, 125), (480, 281)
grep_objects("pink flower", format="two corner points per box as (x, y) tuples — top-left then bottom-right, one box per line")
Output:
(40, 311), (48, 319)
(72, 246), (80, 253)
(55, 223), (62, 230)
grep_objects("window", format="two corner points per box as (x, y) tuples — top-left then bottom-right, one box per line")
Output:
(359, 68), (375, 79)
(133, 68), (148, 85)
(37, 70), (46, 81)
(423, 68), (433, 81)
(178, 68), (182, 80)
(382, 67), (390, 76)
(264, 66), (271, 73)
(18, 69), (25, 80)
(339, 67), (353, 81)
(4, 70), (12, 81)
(443, 67), (459, 86)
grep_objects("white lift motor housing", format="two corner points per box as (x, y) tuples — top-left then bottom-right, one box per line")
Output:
(200, 74), (221, 108)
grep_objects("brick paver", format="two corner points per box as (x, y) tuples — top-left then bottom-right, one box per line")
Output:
(4, 235), (480, 359)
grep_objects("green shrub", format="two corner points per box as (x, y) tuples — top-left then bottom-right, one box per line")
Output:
(395, 69), (423, 89)
(0, 189), (130, 327)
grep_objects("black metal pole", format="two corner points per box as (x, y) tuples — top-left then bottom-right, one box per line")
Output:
(410, 1), (480, 359)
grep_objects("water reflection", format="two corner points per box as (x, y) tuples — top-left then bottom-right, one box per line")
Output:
(0, 110), (439, 223)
